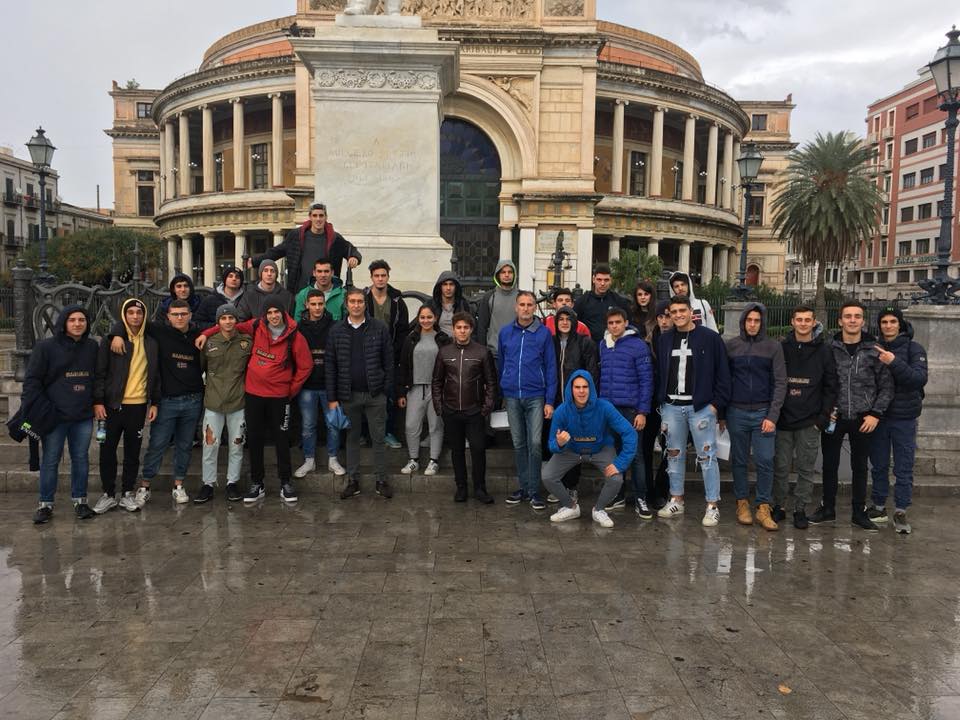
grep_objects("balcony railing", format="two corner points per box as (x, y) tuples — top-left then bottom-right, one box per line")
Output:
(1, 234), (26, 248)
(880, 126), (894, 140)
(2, 191), (22, 206)
(879, 224), (889, 236)
(866, 131), (879, 145)
(22, 195), (39, 209)
(881, 158), (893, 172)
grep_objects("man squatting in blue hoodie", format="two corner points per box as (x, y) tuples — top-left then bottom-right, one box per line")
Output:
(542, 370), (638, 529)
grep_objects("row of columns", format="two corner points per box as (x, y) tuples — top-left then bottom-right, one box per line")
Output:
(164, 229), (286, 286)
(158, 93), (286, 203)
(608, 99), (740, 212)
(607, 235), (731, 285)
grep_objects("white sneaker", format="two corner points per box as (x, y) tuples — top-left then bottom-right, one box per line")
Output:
(172, 485), (189, 504)
(400, 459), (419, 474)
(424, 460), (439, 476)
(93, 493), (118, 514)
(294, 458), (316, 478)
(702, 505), (720, 527)
(328, 456), (346, 476)
(657, 499), (685, 519)
(592, 508), (614, 528)
(550, 504), (581, 523)
(134, 486), (151, 508)
(119, 492), (140, 512)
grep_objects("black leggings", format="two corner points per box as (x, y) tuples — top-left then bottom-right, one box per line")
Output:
(100, 403), (148, 496)
(245, 394), (292, 486)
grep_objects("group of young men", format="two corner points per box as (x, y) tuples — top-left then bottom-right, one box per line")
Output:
(19, 204), (928, 533)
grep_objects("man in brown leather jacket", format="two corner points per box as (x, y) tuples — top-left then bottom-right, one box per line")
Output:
(432, 311), (498, 503)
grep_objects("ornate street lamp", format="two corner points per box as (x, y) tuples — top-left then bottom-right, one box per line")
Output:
(25, 127), (56, 279)
(918, 26), (960, 303)
(730, 142), (764, 300)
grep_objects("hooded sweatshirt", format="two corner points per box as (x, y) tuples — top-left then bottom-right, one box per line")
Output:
(668, 271), (717, 332)
(875, 308), (927, 420)
(431, 271), (471, 336)
(155, 273), (201, 322)
(22, 304), (98, 423)
(723, 302), (787, 423)
(547, 370), (637, 472)
(235, 265), (293, 321)
(477, 259), (519, 356)
(778, 321), (838, 431)
(551, 307), (599, 405)
(294, 276), (345, 322)
(93, 298), (161, 410)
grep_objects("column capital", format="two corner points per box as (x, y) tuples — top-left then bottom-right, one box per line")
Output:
(199, 103), (210, 111)
(614, 98), (629, 107)
(679, 238), (693, 246)
(203, 231), (217, 239)
(687, 113), (699, 121)
(712, 121), (721, 129)
(268, 92), (283, 100)
(655, 105), (666, 114)
(230, 97), (243, 105)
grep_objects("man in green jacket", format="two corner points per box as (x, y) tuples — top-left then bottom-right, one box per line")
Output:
(197, 304), (252, 503)
(294, 258), (345, 320)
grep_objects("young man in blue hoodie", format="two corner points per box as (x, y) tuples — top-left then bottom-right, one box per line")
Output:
(23, 305), (99, 524)
(498, 290), (557, 509)
(544, 371), (637, 528)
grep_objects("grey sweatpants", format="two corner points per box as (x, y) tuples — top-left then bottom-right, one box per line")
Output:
(542, 446), (623, 511)
(772, 424), (820, 511)
(405, 385), (443, 461)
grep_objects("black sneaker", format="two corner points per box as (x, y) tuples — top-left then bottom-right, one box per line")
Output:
(243, 484), (266, 504)
(635, 498), (653, 520)
(505, 490), (526, 505)
(75, 503), (95, 520)
(226, 483), (243, 502)
(33, 506), (53, 524)
(474, 487), (494, 504)
(771, 505), (786, 523)
(194, 485), (214, 504)
(893, 510), (911, 534)
(793, 509), (809, 530)
(454, 485), (468, 502)
(808, 504), (836, 525)
(605, 492), (626, 511)
(340, 478), (361, 500)
(852, 512), (880, 532)
(375, 479), (393, 499)
(280, 483), (298, 503)
(866, 505), (888, 523)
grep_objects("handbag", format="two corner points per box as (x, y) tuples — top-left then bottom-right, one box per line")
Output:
(324, 404), (351, 431)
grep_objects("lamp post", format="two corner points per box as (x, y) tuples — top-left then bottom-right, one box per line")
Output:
(730, 142), (764, 300)
(918, 26), (960, 304)
(25, 127), (56, 279)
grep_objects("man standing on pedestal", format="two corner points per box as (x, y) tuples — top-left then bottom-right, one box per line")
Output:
(574, 263), (631, 342)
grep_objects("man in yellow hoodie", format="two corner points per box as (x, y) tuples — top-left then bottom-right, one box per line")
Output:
(92, 298), (161, 513)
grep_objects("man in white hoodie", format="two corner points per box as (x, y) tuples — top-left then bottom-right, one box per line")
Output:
(669, 271), (717, 332)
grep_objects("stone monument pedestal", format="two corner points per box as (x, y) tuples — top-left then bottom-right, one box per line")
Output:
(291, 22), (459, 295)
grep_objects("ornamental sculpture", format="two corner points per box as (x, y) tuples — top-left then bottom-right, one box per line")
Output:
(343, 0), (404, 15)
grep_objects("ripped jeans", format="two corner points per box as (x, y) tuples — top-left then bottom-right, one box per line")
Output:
(201, 408), (246, 487)
(659, 402), (720, 503)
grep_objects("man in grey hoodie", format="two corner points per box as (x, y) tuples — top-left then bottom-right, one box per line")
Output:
(476, 259), (519, 360)
(236, 259), (293, 321)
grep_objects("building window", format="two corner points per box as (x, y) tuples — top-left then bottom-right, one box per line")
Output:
(922, 131), (937, 149)
(628, 151), (647, 197)
(898, 240), (912, 256)
(878, 271), (888, 283)
(886, 141), (894, 159)
(137, 102), (152, 118)
(900, 207), (914, 222)
(938, 200), (944, 217)
(940, 163), (949, 180)
(214, 153), (223, 192)
(747, 195), (764, 226)
(251, 144), (269, 189)
(918, 203), (933, 219)
(751, 114), (767, 131)
(916, 238), (930, 254)
(672, 161), (682, 199)
(26, 183), (34, 198)
(915, 269), (929, 281)
(904, 138), (918, 155)
(864, 272), (874, 284)
(897, 270), (911, 283)
(882, 206), (890, 224)
(920, 168), (934, 185)
(6, 219), (14, 241)
(902, 172), (916, 189)
(136, 170), (153, 182)
(923, 96), (939, 114)
(905, 103), (920, 119)
(137, 186), (155, 217)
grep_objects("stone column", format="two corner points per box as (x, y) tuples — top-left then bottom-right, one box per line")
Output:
(608, 235), (621, 261)
(158, 126), (167, 202)
(650, 106), (665, 197)
(717, 246), (729, 282)
(682, 115), (696, 201)
(182, 234), (194, 280)
(721, 131), (734, 210)
(164, 120), (176, 200)
(178, 112), (191, 197)
(203, 232), (216, 287)
(270, 93), (284, 187)
(701, 243), (714, 285)
(499, 228), (513, 261)
(167, 236), (179, 279)
(611, 99), (627, 194)
(705, 123), (719, 206)
(231, 98), (245, 190)
(518, 227), (536, 289)
(234, 231), (246, 269)
(577, 227), (593, 291)
(273, 230), (286, 281)
(201, 105), (214, 193)
(647, 237), (660, 259)
(678, 240), (691, 273)
(732, 139), (742, 220)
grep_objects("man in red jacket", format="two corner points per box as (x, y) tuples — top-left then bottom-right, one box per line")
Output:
(199, 298), (311, 502)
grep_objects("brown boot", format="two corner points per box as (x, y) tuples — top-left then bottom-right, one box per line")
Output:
(736, 498), (753, 525)
(755, 503), (779, 531)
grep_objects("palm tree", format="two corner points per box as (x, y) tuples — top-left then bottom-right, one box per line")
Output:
(771, 131), (882, 317)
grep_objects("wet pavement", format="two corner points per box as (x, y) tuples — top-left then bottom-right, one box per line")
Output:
(0, 489), (958, 720)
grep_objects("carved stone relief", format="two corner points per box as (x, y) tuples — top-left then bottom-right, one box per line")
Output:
(544, 0), (583, 16)
(315, 69), (439, 90)
(486, 76), (533, 116)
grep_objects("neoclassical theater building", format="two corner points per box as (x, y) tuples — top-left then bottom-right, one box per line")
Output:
(107, 0), (794, 294)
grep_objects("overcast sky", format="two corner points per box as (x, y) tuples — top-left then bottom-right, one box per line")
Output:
(1, 1), (955, 208)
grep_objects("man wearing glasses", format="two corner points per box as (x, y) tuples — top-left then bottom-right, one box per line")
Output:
(249, 202), (362, 294)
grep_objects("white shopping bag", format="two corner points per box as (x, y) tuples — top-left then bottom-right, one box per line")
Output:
(490, 410), (510, 430)
(714, 427), (731, 461)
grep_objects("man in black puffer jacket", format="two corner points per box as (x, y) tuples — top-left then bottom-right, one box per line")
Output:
(326, 287), (394, 499)
(867, 306), (928, 534)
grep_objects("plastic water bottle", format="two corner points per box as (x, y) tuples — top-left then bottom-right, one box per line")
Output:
(824, 408), (837, 435)
(96, 420), (107, 444)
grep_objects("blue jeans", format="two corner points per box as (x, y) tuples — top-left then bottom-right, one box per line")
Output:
(659, 403), (720, 503)
(141, 393), (203, 482)
(869, 417), (917, 510)
(39, 419), (93, 505)
(505, 396), (544, 496)
(615, 406), (646, 499)
(298, 388), (339, 460)
(726, 406), (776, 505)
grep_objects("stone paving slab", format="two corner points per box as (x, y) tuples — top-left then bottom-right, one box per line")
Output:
(0, 492), (957, 719)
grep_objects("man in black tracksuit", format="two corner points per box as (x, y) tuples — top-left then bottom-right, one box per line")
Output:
(812, 300), (894, 531)
(573, 263), (631, 342)
(772, 305), (837, 529)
